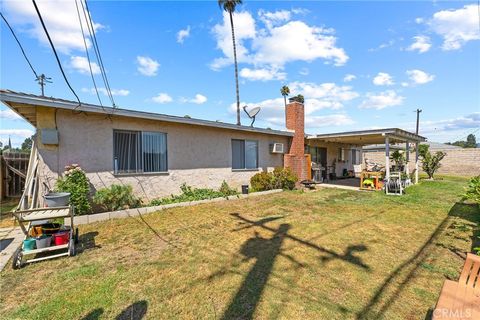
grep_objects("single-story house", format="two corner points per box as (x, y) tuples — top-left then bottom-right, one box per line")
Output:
(0, 89), (426, 205)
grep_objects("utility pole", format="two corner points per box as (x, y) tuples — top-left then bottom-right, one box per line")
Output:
(415, 108), (422, 135)
(36, 74), (52, 96)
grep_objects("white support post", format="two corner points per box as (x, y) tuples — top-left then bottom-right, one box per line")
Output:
(385, 136), (390, 179)
(415, 142), (419, 184)
(405, 141), (410, 177)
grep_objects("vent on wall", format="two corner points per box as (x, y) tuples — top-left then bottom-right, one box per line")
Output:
(270, 143), (284, 154)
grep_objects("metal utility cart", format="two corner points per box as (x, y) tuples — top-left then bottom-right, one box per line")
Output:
(12, 206), (77, 269)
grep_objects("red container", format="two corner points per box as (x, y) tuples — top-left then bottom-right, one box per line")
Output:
(52, 231), (70, 245)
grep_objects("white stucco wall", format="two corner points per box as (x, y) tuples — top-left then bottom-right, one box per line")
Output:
(37, 110), (289, 201)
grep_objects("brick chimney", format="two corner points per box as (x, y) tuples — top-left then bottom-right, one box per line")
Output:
(284, 99), (307, 181)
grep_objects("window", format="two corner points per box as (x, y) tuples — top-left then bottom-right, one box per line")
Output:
(338, 148), (346, 161)
(232, 139), (258, 169)
(351, 149), (361, 165)
(113, 130), (167, 174)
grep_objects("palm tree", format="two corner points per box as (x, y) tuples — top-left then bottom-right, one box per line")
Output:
(280, 85), (290, 107)
(218, 0), (242, 125)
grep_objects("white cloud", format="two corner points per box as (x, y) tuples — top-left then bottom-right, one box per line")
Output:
(211, 11), (348, 74)
(239, 67), (286, 81)
(343, 74), (356, 82)
(182, 94), (208, 104)
(368, 39), (395, 52)
(0, 129), (35, 147)
(305, 114), (355, 128)
(428, 4), (480, 50)
(373, 72), (394, 86)
(359, 90), (404, 110)
(2, 0), (104, 54)
(406, 35), (432, 53)
(136, 56), (160, 76)
(421, 112), (480, 132)
(0, 109), (22, 120)
(70, 56), (100, 75)
(82, 88), (130, 96)
(152, 93), (172, 104)
(406, 69), (434, 85)
(299, 68), (309, 76)
(177, 26), (191, 44)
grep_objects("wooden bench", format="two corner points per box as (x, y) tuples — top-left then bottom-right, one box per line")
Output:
(433, 253), (480, 319)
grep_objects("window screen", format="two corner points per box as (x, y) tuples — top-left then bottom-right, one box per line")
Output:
(114, 130), (167, 173)
(232, 139), (258, 169)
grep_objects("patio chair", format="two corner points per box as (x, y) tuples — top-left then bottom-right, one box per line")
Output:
(433, 253), (480, 319)
(385, 172), (403, 195)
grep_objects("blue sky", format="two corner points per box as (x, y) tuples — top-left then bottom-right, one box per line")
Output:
(1, 0), (479, 147)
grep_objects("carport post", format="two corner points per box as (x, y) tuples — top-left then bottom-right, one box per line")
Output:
(405, 141), (410, 176)
(415, 142), (419, 184)
(385, 136), (390, 179)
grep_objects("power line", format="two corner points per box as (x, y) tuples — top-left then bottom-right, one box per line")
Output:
(81, 0), (116, 108)
(74, 0), (104, 108)
(0, 12), (38, 78)
(31, 0), (81, 106)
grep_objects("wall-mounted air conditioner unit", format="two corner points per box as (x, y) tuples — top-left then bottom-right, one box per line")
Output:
(270, 143), (284, 154)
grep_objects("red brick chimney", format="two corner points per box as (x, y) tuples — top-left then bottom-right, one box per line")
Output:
(284, 99), (307, 181)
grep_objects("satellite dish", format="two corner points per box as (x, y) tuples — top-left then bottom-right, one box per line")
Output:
(243, 105), (261, 127)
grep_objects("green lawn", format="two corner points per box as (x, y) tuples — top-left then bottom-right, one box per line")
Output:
(0, 177), (478, 319)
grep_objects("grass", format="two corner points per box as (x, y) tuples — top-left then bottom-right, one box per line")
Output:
(0, 176), (478, 319)
(0, 199), (18, 229)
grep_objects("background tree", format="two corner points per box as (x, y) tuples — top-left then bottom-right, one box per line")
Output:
(280, 85), (290, 107)
(418, 144), (446, 180)
(290, 94), (304, 104)
(448, 134), (477, 148)
(21, 136), (33, 152)
(218, 0), (243, 126)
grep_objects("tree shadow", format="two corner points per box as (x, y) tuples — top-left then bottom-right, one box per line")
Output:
(447, 202), (480, 253)
(80, 308), (103, 320)
(115, 300), (148, 320)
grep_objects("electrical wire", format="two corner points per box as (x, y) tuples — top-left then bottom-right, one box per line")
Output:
(81, 0), (116, 108)
(74, 0), (104, 109)
(0, 12), (38, 79)
(31, 0), (81, 106)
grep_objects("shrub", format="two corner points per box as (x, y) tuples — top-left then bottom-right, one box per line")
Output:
(418, 145), (446, 179)
(463, 175), (480, 205)
(56, 164), (91, 215)
(250, 168), (297, 191)
(93, 184), (142, 212)
(150, 183), (238, 206)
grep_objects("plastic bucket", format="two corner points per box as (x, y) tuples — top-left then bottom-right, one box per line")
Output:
(44, 192), (70, 207)
(41, 223), (62, 235)
(23, 238), (36, 251)
(52, 231), (70, 246)
(35, 235), (51, 249)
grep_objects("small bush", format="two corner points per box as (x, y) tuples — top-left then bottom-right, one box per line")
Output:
(93, 184), (142, 212)
(56, 164), (91, 215)
(150, 182), (238, 206)
(250, 168), (297, 191)
(463, 175), (480, 205)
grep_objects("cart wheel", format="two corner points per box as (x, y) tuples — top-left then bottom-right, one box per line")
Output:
(12, 247), (24, 270)
(74, 227), (79, 244)
(68, 238), (76, 257)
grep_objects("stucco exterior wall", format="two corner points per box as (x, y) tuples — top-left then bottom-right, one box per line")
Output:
(36, 109), (288, 201)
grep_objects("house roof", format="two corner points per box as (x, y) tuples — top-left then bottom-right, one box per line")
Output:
(0, 89), (294, 137)
(307, 128), (426, 145)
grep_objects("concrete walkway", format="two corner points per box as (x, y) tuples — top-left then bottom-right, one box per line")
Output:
(0, 227), (23, 272)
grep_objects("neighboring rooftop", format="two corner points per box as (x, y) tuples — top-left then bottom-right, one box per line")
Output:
(0, 89), (294, 137)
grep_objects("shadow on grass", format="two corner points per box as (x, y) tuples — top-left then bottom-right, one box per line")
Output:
(356, 202), (479, 319)
(220, 213), (370, 319)
(77, 231), (100, 254)
(81, 300), (148, 320)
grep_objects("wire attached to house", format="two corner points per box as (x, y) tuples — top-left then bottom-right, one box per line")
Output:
(74, 0), (104, 109)
(0, 12), (39, 79)
(31, 0), (81, 107)
(81, 0), (116, 109)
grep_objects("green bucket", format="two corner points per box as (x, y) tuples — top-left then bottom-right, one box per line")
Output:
(23, 238), (36, 251)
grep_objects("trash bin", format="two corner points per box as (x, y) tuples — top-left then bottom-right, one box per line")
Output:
(241, 185), (249, 194)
